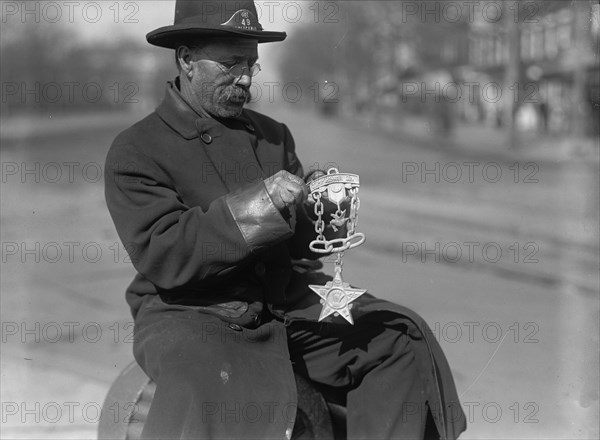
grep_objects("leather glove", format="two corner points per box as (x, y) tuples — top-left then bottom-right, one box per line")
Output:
(264, 170), (309, 212)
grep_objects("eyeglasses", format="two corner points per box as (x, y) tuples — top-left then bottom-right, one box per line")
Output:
(214, 61), (261, 80)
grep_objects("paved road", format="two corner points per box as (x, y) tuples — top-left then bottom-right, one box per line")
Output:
(1, 105), (598, 439)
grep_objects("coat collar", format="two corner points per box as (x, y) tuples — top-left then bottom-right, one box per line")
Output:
(156, 79), (202, 140)
(156, 78), (255, 140)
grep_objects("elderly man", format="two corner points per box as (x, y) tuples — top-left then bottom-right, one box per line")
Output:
(105, 1), (466, 439)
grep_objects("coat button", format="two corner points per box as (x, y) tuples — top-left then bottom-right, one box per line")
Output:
(228, 323), (242, 331)
(200, 132), (213, 144)
(245, 123), (255, 132)
(254, 262), (266, 276)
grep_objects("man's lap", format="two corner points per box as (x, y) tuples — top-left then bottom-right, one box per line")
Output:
(131, 277), (433, 387)
(131, 285), (461, 438)
(131, 290), (428, 404)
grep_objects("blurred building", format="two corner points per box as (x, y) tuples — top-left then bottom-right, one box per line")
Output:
(356, 1), (599, 139)
(1, 31), (174, 117)
(467, 1), (599, 136)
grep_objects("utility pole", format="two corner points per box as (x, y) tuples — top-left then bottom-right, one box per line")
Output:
(504, 0), (522, 150)
(571, 1), (592, 137)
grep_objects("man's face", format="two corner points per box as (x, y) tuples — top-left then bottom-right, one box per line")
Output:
(188, 38), (259, 118)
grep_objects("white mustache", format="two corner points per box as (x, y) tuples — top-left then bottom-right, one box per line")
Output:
(221, 85), (250, 103)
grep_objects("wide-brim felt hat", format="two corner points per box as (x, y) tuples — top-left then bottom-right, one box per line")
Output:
(147, 0), (286, 48)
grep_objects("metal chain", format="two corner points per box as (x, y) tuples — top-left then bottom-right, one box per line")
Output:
(347, 187), (360, 236)
(313, 192), (325, 243)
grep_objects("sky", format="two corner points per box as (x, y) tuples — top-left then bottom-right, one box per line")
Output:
(1, 1), (313, 82)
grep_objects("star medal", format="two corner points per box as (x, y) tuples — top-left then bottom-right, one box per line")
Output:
(309, 263), (366, 324)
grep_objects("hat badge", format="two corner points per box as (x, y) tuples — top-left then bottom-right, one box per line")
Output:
(221, 9), (260, 31)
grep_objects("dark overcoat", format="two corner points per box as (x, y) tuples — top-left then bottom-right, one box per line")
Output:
(105, 81), (466, 439)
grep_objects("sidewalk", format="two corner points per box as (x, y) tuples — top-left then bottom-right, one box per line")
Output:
(365, 112), (600, 164)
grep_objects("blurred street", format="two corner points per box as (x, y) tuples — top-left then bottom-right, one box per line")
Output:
(1, 102), (598, 439)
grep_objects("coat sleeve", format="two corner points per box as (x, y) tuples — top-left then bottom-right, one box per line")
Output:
(104, 141), (293, 291)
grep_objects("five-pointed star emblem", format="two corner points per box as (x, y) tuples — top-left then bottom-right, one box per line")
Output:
(309, 276), (367, 324)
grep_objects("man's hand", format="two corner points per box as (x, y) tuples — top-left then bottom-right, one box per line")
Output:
(264, 170), (309, 211)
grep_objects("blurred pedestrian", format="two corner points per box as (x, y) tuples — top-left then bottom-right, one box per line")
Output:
(539, 101), (549, 134)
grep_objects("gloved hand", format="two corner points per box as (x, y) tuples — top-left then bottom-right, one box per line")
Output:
(264, 170), (309, 212)
(305, 169), (327, 183)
